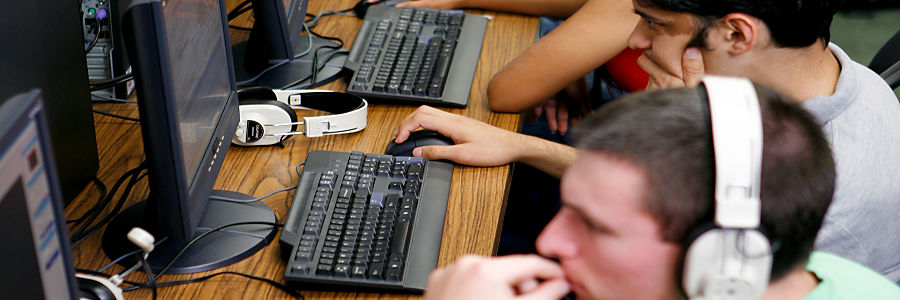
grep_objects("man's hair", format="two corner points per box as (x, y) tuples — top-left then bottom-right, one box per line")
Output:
(636, 0), (843, 48)
(572, 85), (836, 280)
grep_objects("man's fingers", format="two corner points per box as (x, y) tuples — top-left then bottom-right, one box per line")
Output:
(545, 102), (558, 133)
(682, 47), (704, 87)
(489, 255), (566, 284)
(414, 145), (456, 161)
(395, 106), (451, 143)
(518, 279), (571, 300)
(557, 106), (569, 135)
(636, 53), (671, 80)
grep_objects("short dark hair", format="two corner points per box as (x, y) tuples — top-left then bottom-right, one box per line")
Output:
(572, 85), (836, 280)
(636, 0), (843, 48)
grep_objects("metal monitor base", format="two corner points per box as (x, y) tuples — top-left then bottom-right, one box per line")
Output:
(100, 190), (277, 274)
(233, 36), (347, 89)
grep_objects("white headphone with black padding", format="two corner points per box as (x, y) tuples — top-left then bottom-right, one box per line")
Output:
(682, 76), (773, 300)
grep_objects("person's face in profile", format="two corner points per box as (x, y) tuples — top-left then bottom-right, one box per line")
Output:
(628, 1), (703, 81)
(536, 151), (683, 299)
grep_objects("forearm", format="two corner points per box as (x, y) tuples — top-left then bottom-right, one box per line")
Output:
(456, 0), (586, 18)
(487, 0), (638, 112)
(516, 135), (576, 178)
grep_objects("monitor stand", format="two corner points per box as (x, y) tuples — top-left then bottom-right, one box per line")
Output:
(233, 36), (347, 89)
(100, 190), (277, 274)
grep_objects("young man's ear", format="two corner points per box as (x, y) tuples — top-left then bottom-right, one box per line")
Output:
(709, 13), (758, 55)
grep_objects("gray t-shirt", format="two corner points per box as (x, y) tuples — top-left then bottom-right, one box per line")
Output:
(803, 43), (900, 283)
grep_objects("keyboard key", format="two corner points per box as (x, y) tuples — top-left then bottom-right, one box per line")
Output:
(352, 265), (368, 278)
(317, 264), (333, 275)
(368, 262), (385, 280)
(334, 264), (351, 277)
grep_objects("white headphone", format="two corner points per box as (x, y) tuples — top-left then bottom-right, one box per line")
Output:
(682, 76), (773, 300)
(233, 88), (368, 146)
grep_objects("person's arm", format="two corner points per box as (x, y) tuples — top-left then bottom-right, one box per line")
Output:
(486, 0), (639, 112)
(424, 255), (570, 300)
(393, 106), (577, 178)
(396, 0), (587, 19)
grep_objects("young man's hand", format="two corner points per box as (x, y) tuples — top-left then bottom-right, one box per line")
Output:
(393, 106), (528, 166)
(424, 255), (570, 300)
(534, 78), (590, 135)
(639, 47), (705, 89)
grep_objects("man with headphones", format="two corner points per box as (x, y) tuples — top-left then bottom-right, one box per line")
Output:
(420, 78), (900, 299)
(397, 0), (900, 283)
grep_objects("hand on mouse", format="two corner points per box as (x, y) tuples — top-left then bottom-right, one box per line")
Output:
(395, 106), (576, 178)
(394, 106), (529, 166)
(639, 47), (705, 90)
(424, 254), (570, 300)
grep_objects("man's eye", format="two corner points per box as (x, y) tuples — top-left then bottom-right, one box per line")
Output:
(647, 19), (660, 29)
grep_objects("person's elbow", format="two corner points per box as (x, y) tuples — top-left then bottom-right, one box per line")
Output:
(487, 78), (529, 112)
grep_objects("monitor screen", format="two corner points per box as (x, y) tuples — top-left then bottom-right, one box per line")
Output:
(162, 0), (232, 186)
(233, 0), (345, 88)
(0, 90), (79, 300)
(102, 0), (275, 275)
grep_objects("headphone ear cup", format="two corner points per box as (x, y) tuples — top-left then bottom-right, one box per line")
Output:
(238, 99), (299, 132)
(682, 222), (717, 296)
(683, 227), (772, 300)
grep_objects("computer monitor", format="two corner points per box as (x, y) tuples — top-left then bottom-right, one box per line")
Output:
(101, 0), (277, 274)
(0, 90), (80, 300)
(231, 0), (346, 89)
(0, 0), (100, 206)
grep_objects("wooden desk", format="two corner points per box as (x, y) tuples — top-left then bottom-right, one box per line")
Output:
(68, 0), (536, 298)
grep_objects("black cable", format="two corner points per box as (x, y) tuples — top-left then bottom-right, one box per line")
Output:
(85, 20), (103, 53)
(91, 93), (137, 104)
(90, 72), (133, 87)
(227, 0), (253, 21)
(139, 255), (158, 300)
(307, 28), (345, 86)
(133, 271), (303, 298)
(68, 177), (109, 225)
(93, 109), (141, 122)
(152, 221), (284, 281)
(90, 74), (135, 92)
(229, 25), (252, 31)
(70, 162), (148, 246)
(72, 170), (147, 247)
(70, 164), (145, 242)
(304, 6), (356, 29)
(281, 47), (348, 89)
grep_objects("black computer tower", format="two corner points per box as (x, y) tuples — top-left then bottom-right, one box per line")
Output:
(0, 0), (100, 205)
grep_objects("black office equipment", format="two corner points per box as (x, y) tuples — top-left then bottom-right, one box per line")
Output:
(344, 5), (488, 107)
(280, 150), (453, 291)
(0, 90), (80, 300)
(0, 0), (99, 206)
(232, 0), (347, 89)
(82, 0), (133, 99)
(100, 0), (277, 274)
(384, 129), (454, 157)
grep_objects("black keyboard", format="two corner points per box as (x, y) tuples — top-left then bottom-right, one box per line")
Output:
(280, 150), (453, 291)
(343, 5), (488, 107)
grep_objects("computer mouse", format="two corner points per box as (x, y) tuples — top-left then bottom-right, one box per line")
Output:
(385, 129), (454, 157)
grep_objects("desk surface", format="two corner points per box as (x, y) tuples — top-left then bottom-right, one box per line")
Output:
(67, 0), (536, 298)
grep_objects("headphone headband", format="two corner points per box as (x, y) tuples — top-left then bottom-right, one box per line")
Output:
(703, 76), (764, 229)
(682, 76), (772, 300)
